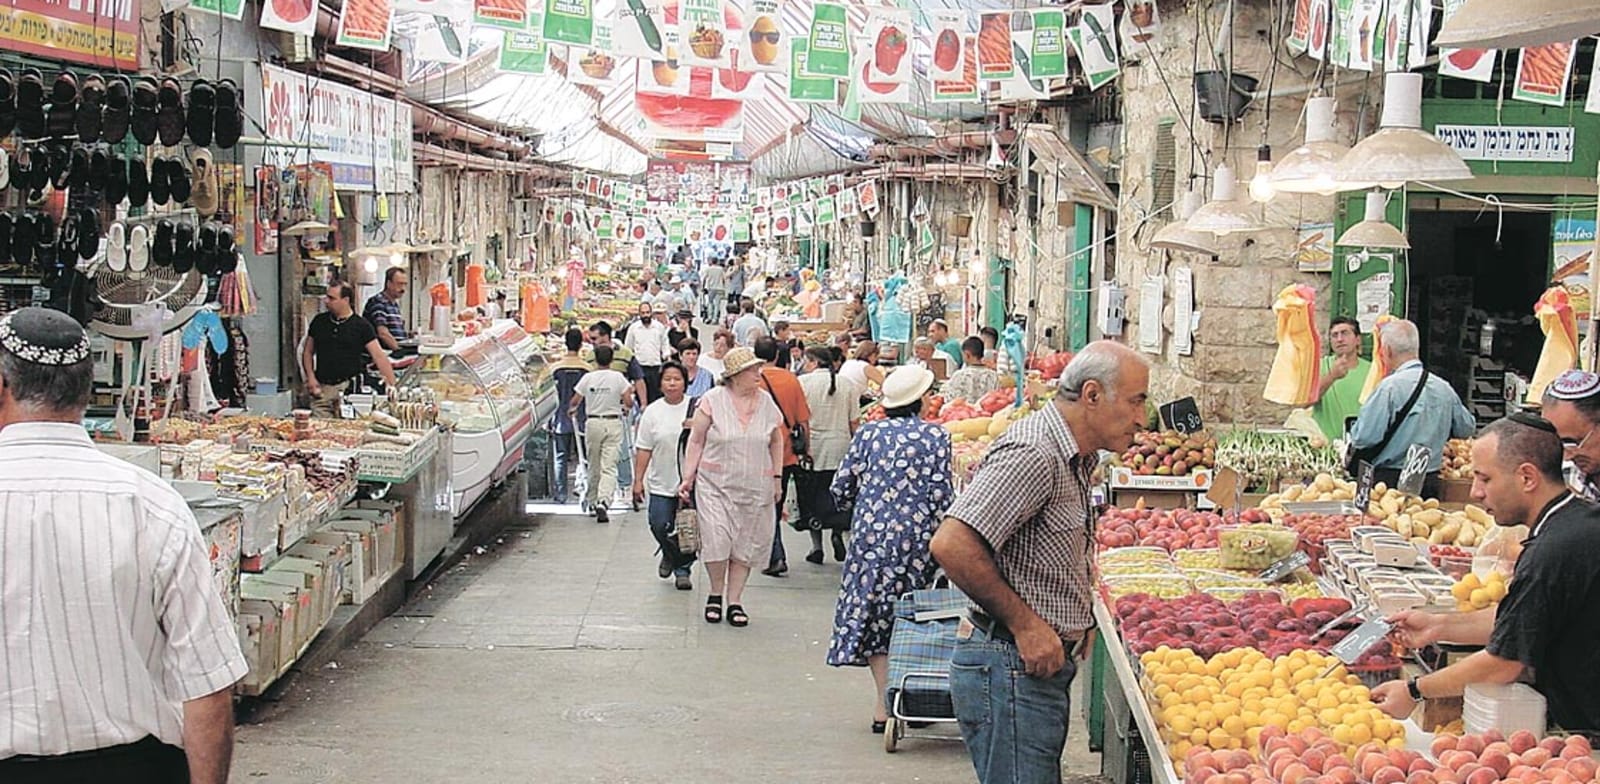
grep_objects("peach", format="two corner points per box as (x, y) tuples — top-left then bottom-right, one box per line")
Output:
(1434, 736), (1461, 757)
(1488, 742), (1515, 757)
(1540, 737), (1567, 755)
(1559, 745), (1591, 762)
(1227, 750), (1256, 772)
(1409, 772), (1439, 784)
(1327, 767), (1360, 784)
(1374, 766), (1409, 784)
(1464, 766), (1500, 784)
(1251, 778), (1276, 784)
(1484, 729), (1507, 744)
(1434, 769), (1461, 784)
(1221, 772), (1252, 784)
(1523, 749), (1554, 768)
(1265, 739), (1289, 757)
(1303, 749), (1328, 774)
(1302, 727), (1329, 744)
(1287, 737), (1310, 756)
(1458, 736), (1487, 756)
(1447, 751), (1480, 771)
(1541, 759), (1569, 774)
(1260, 725), (1287, 744)
(1512, 731), (1540, 755)
(1509, 765), (1542, 780)
(1482, 750), (1513, 778)
(1564, 758), (1596, 781)
(1562, 736), (1592, 756)
(1272, 755), (1299, 779)
(1410, 758), (1438, 775)
(1548, 772), (1578, 784)
(1326, 755), (1353, 772)
(1363, 754), (1393, 781)
(1191, 750), (1221, 772)
(1187, 766), (1221, 784)
(1283, 763), (1314, 784)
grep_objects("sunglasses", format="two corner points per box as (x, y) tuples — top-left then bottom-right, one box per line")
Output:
(1562, 425), (1596, 451)
(748, 31), (780, 43)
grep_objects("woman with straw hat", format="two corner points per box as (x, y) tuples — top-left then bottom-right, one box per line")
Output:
(678, 347), (786, 628)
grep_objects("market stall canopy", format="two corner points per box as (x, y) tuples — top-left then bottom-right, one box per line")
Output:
(398, 0), (1004, 178)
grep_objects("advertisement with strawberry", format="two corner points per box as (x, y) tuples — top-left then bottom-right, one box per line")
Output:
(866, 8), (912, 84)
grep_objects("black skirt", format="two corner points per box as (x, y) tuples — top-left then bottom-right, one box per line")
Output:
(793, 468), (852, 531)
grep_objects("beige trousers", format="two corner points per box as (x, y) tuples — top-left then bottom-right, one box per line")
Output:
(309, 380), (350, 418)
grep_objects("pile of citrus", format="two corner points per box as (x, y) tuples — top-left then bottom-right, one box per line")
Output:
(1140, 646), (1405, 769)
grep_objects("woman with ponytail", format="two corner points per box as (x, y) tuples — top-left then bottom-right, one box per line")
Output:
(795, 346), (862, 564)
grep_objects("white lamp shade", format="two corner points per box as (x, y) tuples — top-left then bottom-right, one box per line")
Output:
(1186, 165), (1266, 235)
(1435, 0), (1600, 50)
(1152, 191), (1217, 255)
(1336, 73), (1472, 190)
(282, 219), (334, 236)
(1336, 191), (1410, 249)
(1270, 97), (1350, 195)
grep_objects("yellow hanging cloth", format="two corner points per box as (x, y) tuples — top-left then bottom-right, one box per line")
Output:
(1359, 313), (1398, 404)
(1528, 286), (1579, 403)
(1264, 284), (1324, 406)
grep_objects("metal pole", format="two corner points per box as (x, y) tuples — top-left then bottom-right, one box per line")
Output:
(1590, 161), (1600, 371)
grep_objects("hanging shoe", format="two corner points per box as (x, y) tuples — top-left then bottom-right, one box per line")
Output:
(172, 222), (195, 273)
(127, 223), (150, 273)
(88, 143), (111, 192)
(0, 213), (12, 266)
(0, 68), (15, 139)
(125, 153), (148, 207)
(185, 78), (215, 147)
(15, 68), (45, 139)
(101, 75), (131, 143)
(189, 149), (217, 216)
(148, 156), (170, 205)
(216, 225), (238, 272)
(151, 219), (174, 268)
(196, 222), (218, 274)
(167, 155), (191, 204)
(75, 208), (98, 261)
(213, 78), (243, 149)
(105, 221), (127, 272)
(130, 76), (159, 146)
(45, 71), (77, 139)
(75, 72), (105, 143)
(155, 76), (184, 147)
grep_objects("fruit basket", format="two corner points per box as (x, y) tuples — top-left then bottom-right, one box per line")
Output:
(1218, 524), (1301, 570)
(689, 25), (725, 58)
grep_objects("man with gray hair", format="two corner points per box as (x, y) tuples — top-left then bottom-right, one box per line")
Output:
(1538, 369), (1600, 502)
(1347, 318), (1474, 499)
(0, 308), (246, 782)
(932, 341), (1151, 784)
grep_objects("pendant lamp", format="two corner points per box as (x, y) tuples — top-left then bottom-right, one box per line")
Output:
(1335, 191), (1410, 249)
(1336, 73), (1473, 191)
(1151, 190), (1218, 255)
(282, 219), (334, 236)
(1186, 164), (1266, 235)
(1247, 146), (1276, 203)
(1269, 96), (1349, 195)
(1435, 0), (1600, 50)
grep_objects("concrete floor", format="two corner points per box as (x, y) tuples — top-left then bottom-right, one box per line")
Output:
(234, 504), (1104, 783)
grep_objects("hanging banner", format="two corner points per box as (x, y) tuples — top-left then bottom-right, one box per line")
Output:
(336, 0), (395, 50)
(711, 50), (761, 99)
(1306, 0), (1329, 61)
(857, 180), (879, 217)
(977, 11), (1014, 79)
(1120, 0), (1160, 56)
(190, 0), (246, 20)
(568, 21), (617, 85)
(543, 0), (593, 46)
(928, 10), (967, 82)
(752, 213), (771, 242)
(816, 195), (837, 225)
(1404, 0), (1429, 70)
(1345, 0), (1378, 71)
(1029, 9), (1067, 78)
(262, 0), (318, 35)
(772, 207), (794, 237)
(1075, 4), (1119, 88)
(1287, 0), (1311, 54)
(667, 216), (686, 244)
(931, 36), (979, 103)
(1513, 41), (1577, 107)
(1381, 0), (1410, 71)
(863, 8), (913, 84)
(685, 217), (707, 243)
(709, 215), (732, 243)
(805, 2), (850, 78)
(612, 0), (667, 59)
(593, 211), (614, 238)
(1587, 55), (1600, 114)
(795, 202), (815, 237)
(636, 34), (690, 95)
(678, 0), (730, 68)
(401, 0), (472, 64)
(856, 38), (910, 103)
(254, 166), (280, 255)
(837, 186), (858, 219)
(500, 30), (549, 73)
(1329, 0), (1353, 65)
(0, 0), (141, 68)
(257, 64), (415, 192)
(474, 0), (527, 30)
(745, 0), (787, 73)
(611, 213), (629, 242)
(1437, 0), (1494, 82)
(731, 213), (750, 242)
(788, 39), (839, 103)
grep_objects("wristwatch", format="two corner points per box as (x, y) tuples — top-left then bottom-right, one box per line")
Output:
(1406, 676), (1425, 702)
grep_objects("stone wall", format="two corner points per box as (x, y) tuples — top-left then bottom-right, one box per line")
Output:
(1114, 0), (1368, 425)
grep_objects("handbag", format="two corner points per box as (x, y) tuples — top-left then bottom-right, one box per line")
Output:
(1344, 365), (1430, 476)
(761, 375), (809, 457)
(675, 396), (701, 554)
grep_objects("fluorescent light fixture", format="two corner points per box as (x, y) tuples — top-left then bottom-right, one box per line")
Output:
(1335, 191), (1410, 249)
(1270, 96), (1349, 196)
(1336, 73), (1472, 191)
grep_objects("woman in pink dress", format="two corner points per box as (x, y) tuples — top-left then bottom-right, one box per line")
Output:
(678, 347), (785, 628)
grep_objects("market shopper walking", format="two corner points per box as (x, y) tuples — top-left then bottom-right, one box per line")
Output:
(548, 328), (591, 505)
(699, 328), (734, 380)
(932, 341), (1150, 784)
(677, 348), (786, 628)
(1347, 319), (1473, 499)
(733, 298), (769, 347)
(627, 301), (672, 402)
(796, 346), (863, 565)
(827, 366), (952, 733)
(754, 335), (812, 577)
(0, 307), (248, 784)
(569, 345), (637, 524)
(702, 258), (727, 324)
(301, 281), (396, 418)
(840, 339), (886, 396)
(632, 362), (696, 590)
(677, 338), (716, 397)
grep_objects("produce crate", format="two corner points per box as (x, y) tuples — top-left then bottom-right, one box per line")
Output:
(1109, 466), (1213, 491)
(355, 428), (440, 483)
(1102, 666), (1157, 784)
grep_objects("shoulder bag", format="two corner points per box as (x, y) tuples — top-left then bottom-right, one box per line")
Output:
(674, 396), (702, 554)
(761, 375), (809, 458)
(1344, 366), (1430, 476)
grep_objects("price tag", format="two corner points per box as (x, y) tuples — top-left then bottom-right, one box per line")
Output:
(1159, 397), (1204, 435)
(1258, 550), (1311, 582)
(1330, 617), (1392, 665)
(1398, 444), (1431, 497)
(1353, 461), (1377, 511)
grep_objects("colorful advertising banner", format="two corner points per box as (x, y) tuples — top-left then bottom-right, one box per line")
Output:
(1075, 4), (1119, 87)
(543, 0), (593, 45)
(864, 8), (914, 84)
(678, 0), (730, 68)
(931, 36), (979, 103)
(612, 0), (667, 59)
(977, 11), (1014, 79)
(257, 64), (415, 192)
(1029, 9), (1067, 79)
(805, 2), (850, 77)
(500, 30), (550, 73)
(788, 39), (839, 102)
(474, 0), (528, 30)
(744, 0), (787, 74)
(0, 0), (142, 69)
(567, 21), (616, 85)
(928, 10), (967, 82)
(336, 0), (395, 50)
(190, 0), (246, 20)
(1513, 41), (1576, 107)
(262, 0), (318, 35)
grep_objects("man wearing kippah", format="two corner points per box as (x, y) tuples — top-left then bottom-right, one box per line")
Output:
(0, 308), (246, 782)
(1541, 368), (1600, 503)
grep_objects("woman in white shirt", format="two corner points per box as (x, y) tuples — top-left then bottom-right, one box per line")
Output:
(631, 362), (695, 589)
(698, 328), (734, 380)
(796, 346), (863, 564)
(838, 339), (885, 400)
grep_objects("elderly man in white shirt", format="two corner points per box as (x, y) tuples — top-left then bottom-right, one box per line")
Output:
(0, 308), (247, 784)
(627, 300), (673, 402)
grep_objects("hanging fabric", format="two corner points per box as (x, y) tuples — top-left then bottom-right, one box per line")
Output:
(1359, 313), (1398, 404)
(1263, 284), (1323, 406)
(1528, 286), (1579, 403)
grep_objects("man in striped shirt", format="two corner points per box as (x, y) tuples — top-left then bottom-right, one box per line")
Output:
(933, 341), (1150, 784)
(0, 307), (248, 783)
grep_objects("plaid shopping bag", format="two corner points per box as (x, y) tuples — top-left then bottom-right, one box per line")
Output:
(885, 585), (968, 718)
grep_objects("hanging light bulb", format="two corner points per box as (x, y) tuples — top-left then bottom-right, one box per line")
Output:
(1435, 0), (1600, 50)
(1335, 190), (1410, 249)
(1270, 96), (1349, 196)
(1152, 190), (1218, 255)
(969, 255), (987, 279)
(1247, 146), (1276, 203)
(1336, 73), (1473, 191)
(1186, 164), (1266, 235)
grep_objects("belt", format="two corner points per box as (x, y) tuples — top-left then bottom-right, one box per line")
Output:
(3, 736), (171, 764)
(969, 610), (1085, 648)
(587, 414), (621, 420)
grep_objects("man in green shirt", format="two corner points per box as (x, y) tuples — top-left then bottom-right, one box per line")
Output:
(1312, 316), (1371, 442)
(929, 319), (963, 369)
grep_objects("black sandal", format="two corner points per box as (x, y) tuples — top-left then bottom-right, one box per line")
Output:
(727, 604), (748, 627)
(704, 594), (723, 624)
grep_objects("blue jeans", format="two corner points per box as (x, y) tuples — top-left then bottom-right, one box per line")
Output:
(647, 494), (695, 575)
(551, 432), (576, 503)
(949, 626), (1077, 784)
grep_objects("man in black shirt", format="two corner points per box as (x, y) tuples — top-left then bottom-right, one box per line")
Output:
(1374, 414), (1600, 737)
(300, 281), (395, 418)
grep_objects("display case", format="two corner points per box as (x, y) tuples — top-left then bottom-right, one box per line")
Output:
(399, 334), (533, 518)
(484, 320), (558, 427)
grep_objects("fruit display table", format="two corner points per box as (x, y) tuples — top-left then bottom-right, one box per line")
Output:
(1094, 594), (1183, 784)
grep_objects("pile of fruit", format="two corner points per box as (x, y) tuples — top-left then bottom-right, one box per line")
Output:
(1441, 439), (1473, 480)
(1451, 571), (1508, 611)
(1095, 505), (1228, 550)
(1116, 592), (1381, 660)
(1182, 729), (1595, 784)
(1428, 731), (1596, 784)
(1107, 547), (1321, 601)
(1143, 647), (1405, 769)
(1110, 429), (1219, 477)
(1261, 475), (1494, 548)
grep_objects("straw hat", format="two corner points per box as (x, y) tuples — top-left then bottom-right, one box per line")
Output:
(721, 347), (764, 381)
(881, 365), (935, 409)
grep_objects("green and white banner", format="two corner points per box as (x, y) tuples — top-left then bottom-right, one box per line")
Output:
(1029, 9), (1067, 79)
(788, 39), (838, 102)
(804, 2), (850, 77)
(543, 0), (593, 46)
(499, 30), (549, 73)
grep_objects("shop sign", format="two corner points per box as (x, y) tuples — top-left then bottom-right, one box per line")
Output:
(1434, 124), (1574, 163)
(257, 64), (416, 193)
(0, 0), (142, 70)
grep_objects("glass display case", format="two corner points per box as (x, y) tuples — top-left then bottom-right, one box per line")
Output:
(484, 320), (557, 426)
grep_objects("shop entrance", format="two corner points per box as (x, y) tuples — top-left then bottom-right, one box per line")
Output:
(1405, 204), (1551, 423)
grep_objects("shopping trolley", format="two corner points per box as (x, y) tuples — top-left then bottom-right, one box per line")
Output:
(883, 580), (968, 752)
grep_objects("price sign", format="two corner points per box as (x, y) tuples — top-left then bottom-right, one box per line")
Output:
(1159, 397), (1204, 435)
(1398, 444), (1431, 497)
(1258, 550), (1311, 582)
(1353, 461), (1377, 512)
(1330, 617), (1393, 665)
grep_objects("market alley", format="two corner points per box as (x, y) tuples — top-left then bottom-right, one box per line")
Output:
(231, 504), (1104, 783)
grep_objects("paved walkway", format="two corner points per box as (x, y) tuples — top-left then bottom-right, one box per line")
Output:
(234, 503), (1104, 783)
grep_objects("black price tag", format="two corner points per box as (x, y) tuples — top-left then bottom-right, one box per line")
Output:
(1258, 550), (1311, 582)
(1330, 618), (1392, 665)
(1398, 444), (1431, 497)
(1353, 461), (1377, 511)
(1159, 397), (1204, 435)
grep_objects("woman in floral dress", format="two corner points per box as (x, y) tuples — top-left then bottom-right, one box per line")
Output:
(826, 365), (952, 733)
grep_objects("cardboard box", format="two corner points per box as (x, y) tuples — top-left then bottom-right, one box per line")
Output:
(344, 503), (402, 576)
(251, 563), (320, 649)
(239, 579), (300, 686)
(235, 612), (268, 694)
(1110, 489), (1197, 510)
(309, 529), (369, 605)
(286, 542), (347, 623)
(1109, 465), (1213, 491)
(1438, 479), (1474, 504)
